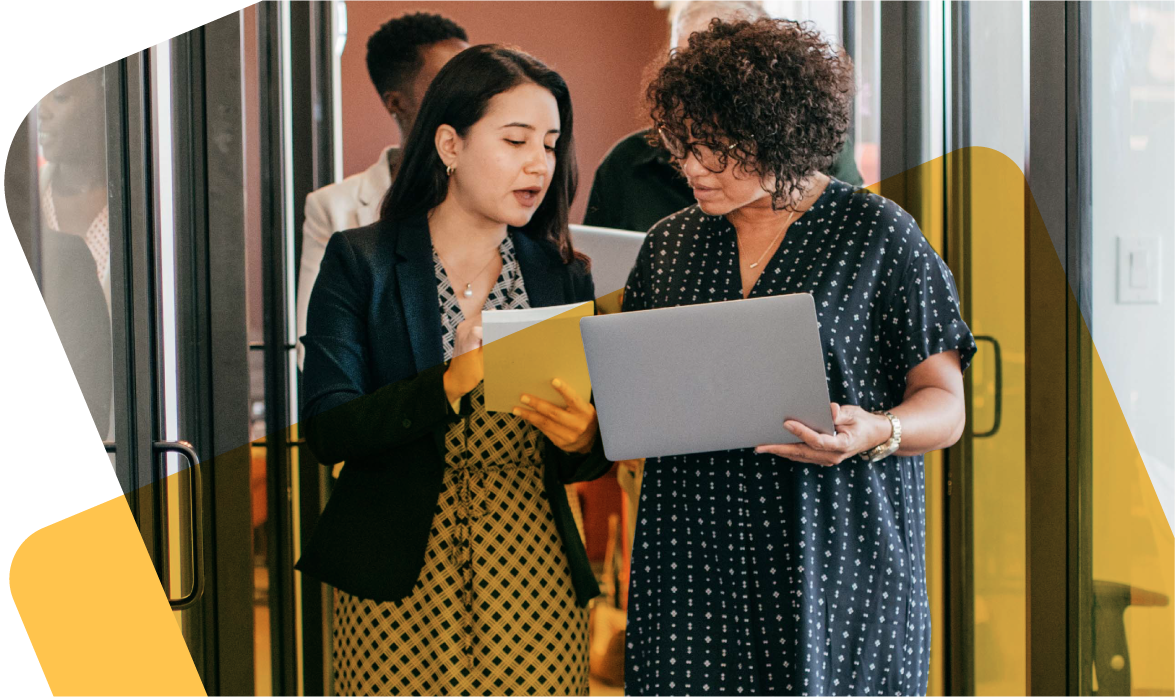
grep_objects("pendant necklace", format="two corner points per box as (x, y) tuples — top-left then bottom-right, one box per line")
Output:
(436, 245), (501, 298)
(738, 208), (800, 270)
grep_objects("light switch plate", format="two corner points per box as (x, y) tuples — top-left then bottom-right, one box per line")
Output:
(1118, 236), (1162, 304)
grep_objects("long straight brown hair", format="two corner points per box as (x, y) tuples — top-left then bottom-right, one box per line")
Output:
(379, 44), (580, 264)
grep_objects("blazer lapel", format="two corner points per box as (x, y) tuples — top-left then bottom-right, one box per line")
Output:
(393, 216), (445, 371)
(512, 231), (564, 308)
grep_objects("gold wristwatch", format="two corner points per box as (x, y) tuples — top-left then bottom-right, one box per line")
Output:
(862, 410), (901, 462)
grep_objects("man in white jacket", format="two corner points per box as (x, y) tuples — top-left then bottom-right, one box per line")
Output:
(297, 12), (468, 367)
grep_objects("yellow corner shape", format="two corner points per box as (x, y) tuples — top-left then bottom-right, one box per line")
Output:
(10, 492), (205, 695)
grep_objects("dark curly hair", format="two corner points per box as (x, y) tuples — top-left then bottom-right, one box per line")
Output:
(646, 18), (854, 209)
(366, 12), (468, 97)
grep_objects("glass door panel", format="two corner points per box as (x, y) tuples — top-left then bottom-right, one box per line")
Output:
(961, 2), (1028, 694)
(1087, 2), (1174, 694)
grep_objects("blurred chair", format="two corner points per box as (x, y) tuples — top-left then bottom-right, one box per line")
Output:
(589, 514), (626, 687)
(1091, 579), (1169, 695)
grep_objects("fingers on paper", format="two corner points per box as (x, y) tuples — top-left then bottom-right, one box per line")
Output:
(519, 394), (577, 426)
(550, 378), (589, 413)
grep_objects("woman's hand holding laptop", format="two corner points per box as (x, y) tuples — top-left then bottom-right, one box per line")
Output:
(754, 402), (893, 466)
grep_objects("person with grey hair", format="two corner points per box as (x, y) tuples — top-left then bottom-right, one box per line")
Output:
(669, 0), (766, 46)
(584, 0), (862, 236)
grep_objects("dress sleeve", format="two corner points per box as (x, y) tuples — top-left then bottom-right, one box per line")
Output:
(879, 216), (977, 385)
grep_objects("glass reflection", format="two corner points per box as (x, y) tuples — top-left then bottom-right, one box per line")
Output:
(31, 67), (114, 441)
(1089, 2), (1174, 695)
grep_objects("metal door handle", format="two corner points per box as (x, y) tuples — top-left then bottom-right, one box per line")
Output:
(103, 440), (204, 609)
(972, 335), (1002, 438)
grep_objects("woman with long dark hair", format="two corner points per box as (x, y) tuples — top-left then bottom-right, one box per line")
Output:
(295, 45), (609, 696)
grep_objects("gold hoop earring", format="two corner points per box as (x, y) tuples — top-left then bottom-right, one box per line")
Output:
(445, 164), (455, 177)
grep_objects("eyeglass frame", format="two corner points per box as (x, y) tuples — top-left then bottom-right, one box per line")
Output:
(657, 126), (742, 173)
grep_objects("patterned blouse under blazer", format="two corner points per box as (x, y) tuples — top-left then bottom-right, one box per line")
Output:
(295, 214), (610, 605)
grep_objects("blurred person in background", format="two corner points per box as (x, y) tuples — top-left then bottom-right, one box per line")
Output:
(35, 68), (113, 437)
(583, 0), (862, 236)
(37, 68), (110, 308)
(296, 12), (469, 368)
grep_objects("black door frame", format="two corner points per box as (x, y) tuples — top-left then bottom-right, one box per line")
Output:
(256, 3), (340, 694)
(288, 2), (340, 695)
(932, 1), (1096, 693)
(255, 4), (302, 694)
(943, 2), (975, 693)
(1025, 2), (1094, 694)
(172, 13), (256, 696)
(103, 13), (256, 694)
(284, 0), (340, 691)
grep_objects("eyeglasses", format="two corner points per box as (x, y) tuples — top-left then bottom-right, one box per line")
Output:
(658, 127), (740, 173)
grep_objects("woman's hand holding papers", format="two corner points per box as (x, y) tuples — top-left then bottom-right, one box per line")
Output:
(444, 315), (485, 404)
(753, 402), (892, 467)
(514, 379), (600, 454)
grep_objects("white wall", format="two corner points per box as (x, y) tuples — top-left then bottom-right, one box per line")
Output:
(1090, 0), (1175, 524)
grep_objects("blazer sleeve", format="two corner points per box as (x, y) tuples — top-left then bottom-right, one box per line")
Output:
(543, 259), (613, 484)
(296, 189), (335, 370)
(301, 233), (459, 466)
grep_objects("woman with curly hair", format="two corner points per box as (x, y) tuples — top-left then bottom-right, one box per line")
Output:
(622, 19), (976, 696)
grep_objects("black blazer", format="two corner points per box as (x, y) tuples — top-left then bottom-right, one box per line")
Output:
(294, 214), (611, 607)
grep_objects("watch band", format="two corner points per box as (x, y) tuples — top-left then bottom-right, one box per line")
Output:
(862, 410), (901, 462)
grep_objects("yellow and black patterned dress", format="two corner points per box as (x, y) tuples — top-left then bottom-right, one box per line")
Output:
(332, 233), (590, 696)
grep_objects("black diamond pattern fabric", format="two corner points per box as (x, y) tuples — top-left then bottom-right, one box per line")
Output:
(332, 233), (590, 696)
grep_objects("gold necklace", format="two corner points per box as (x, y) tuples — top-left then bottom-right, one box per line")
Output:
(435, 245), (501, 299)
(738, 208), (800, 270)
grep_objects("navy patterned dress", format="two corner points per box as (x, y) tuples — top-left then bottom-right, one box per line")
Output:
(622, 179), (977, 696)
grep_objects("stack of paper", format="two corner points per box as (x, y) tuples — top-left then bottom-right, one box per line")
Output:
(481, 301), (594, 413)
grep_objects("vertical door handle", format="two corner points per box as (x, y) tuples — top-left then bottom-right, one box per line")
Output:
(103, 440), (204, 609)
(972, 335), (1003, 438)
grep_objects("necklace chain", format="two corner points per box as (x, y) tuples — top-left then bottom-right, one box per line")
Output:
(738, 208), (800, 270)
(435, 241), (502, 299)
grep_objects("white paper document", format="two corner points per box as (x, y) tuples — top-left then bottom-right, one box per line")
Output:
(481, 301), (594, 413)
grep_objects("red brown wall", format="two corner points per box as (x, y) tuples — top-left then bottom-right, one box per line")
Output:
(340, 1), (669, 224)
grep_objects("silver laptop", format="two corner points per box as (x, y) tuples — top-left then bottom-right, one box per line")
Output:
(569, 224), (647, 298)
(579, 293), (835, 461)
